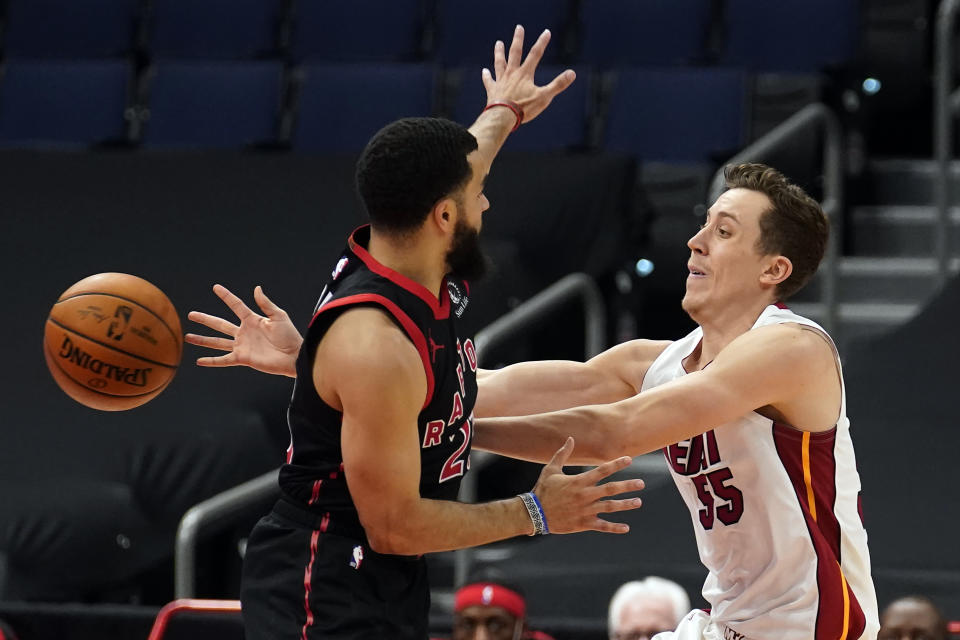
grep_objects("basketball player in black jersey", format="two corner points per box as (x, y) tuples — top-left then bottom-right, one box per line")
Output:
(188, 27), (645, 640)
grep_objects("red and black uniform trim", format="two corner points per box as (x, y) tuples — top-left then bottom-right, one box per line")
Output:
(772, 423), (867, 640)
(279, 225), (478, 540)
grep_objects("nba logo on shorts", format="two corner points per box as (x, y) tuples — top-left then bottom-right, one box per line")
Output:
(349, 545), (364, 570)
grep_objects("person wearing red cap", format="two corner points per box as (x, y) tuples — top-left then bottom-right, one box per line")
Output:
(450, 580), (556, 640)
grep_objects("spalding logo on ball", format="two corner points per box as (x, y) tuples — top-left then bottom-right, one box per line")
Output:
(43, 272), (183, 411)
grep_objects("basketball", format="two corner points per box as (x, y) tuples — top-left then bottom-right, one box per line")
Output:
(43, 273), (183, 411)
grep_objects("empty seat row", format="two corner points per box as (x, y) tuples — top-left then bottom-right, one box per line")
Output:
(0, 60), (749, 162)
(0, 0), (859, 72)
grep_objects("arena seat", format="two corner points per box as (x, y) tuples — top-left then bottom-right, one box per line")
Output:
(577, 0), (714, 67)
(140, 61), (283, 149)
(448, 65), (593, 151)
(0, 60), (131, 148)
(720, 0), (859, 72)
(2, 0), (140, 58)
(433, 0), (573, 65)
(292, 63), (437, 152)
(148, 0), (284, 60)
(601, 68), (747, 163)
(290, 0), (426, 62)
(146, 600), (242, 640)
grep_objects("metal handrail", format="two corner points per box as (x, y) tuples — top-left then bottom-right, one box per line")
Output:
(454, 272), (607, 587)
(934, 0), (960, 288)
(174, 469), (279, 599)
(708, 103), (843, 333)
(473, 272), (607, 363)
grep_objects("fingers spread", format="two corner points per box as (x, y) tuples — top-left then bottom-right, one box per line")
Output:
(506, 24), (524, 70)
(543, 68), (576, 99)
(595, 478), (645, 499)
(596, 497), (643, 514)
(520, 28), (551, 73)
(213, 283), (253, 320)
(196, 353), (237, 368)
(588, 518), (630, 535)
(545, 436), (575, 471)
(187, 311), (239, 337)
(493, 40), (506, 79)
(481, 68), (494, 93)
(577, 455), (634, 485)
(253, 285), (284, 317)
(183, 334), (234, 352)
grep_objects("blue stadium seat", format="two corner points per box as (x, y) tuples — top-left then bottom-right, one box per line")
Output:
(578, 0), (713, 67)
(602, 68), (747, 163)
(0, 60), (131, 148)
(292, 63), (437, 153)
(434, 0), (572, 66)
(149, 0), (284, 59)
(290, 0), (425, 62)
(3, 0), (140, 58)
(142, 62), (283, 149)
(721, 0), (859, 72)
(450, 65), (591, 151)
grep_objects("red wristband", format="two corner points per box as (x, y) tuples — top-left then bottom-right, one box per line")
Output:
(483, 100), (524, 132)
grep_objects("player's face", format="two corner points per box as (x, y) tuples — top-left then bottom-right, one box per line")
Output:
(446, 151), (490, 281)
(681, 188), (778, 319)
(459, 150), (489, 234)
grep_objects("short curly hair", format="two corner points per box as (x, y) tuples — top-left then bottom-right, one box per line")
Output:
(356, 117), (478, 234)
(724, 163), (829, 301)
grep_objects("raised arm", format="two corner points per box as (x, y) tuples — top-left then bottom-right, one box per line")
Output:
(468, 25), (575, 173)
(317, 307), (645, 556)
(475, 324), (841, 465)
(184, 26), (572, 380)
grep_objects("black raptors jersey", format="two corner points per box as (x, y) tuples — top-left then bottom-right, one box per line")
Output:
(279, 225), (479, 539)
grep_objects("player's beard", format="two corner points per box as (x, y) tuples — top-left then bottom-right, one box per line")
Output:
(446, 217), (488, 282)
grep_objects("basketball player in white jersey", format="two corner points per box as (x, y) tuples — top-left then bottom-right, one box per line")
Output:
(188, 159), (879, 638)
(473, 164), (880, 640)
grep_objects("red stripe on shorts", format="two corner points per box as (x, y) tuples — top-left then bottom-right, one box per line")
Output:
(300, 530), (321, 640)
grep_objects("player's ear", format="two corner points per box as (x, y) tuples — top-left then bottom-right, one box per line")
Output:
(430, 196), (457, 235)
(760, 255), (792, 287)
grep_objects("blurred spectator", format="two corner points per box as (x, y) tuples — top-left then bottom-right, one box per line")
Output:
(450, 577), (556, 640)
(607, 576), (690, 640)
(878, 595), (948, 640)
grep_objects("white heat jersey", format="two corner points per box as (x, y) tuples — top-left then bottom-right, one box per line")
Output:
(642, 304), (879, 640)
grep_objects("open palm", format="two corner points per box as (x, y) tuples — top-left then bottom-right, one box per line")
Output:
(185, 284), (303, 377)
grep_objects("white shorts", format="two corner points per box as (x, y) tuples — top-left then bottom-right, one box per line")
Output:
(653, 610), (749, 640)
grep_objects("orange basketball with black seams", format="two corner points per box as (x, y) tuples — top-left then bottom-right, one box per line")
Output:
(44, 272), (182, 411)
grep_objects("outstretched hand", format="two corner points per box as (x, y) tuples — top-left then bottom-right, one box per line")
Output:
(531, 437), (644, 535)
(185, 284), (303, 377)
(482, 25), (575, 124)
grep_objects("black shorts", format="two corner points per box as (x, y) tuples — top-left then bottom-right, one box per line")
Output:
(240, 501), (430, 640)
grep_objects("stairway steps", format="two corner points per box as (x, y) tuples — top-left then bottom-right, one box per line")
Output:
(850, 205), (960, 256)
(860, 158), (960, 205)
(793, 256), (960, 305)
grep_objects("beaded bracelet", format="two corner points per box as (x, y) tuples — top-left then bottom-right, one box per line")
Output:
(518, 492), (549, 535)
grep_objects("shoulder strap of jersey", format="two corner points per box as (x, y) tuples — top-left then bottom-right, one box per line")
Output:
(308, 294), (435, 410)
